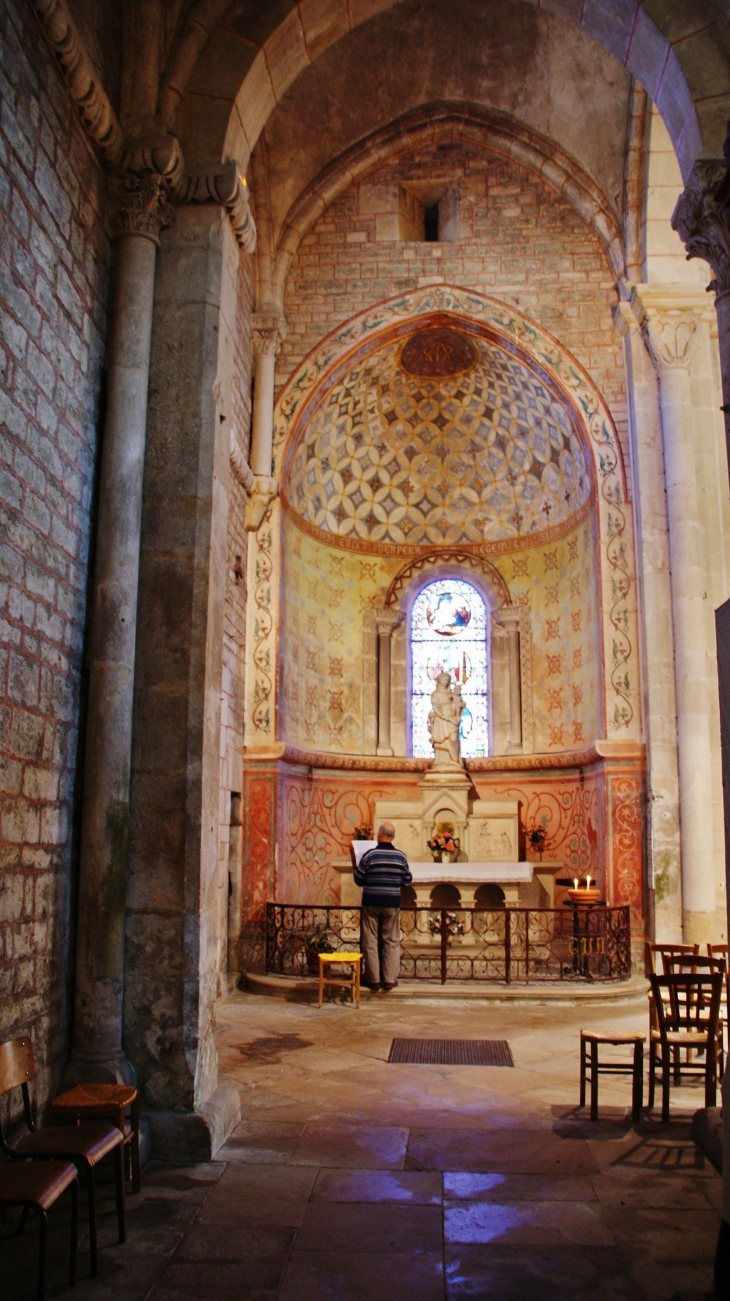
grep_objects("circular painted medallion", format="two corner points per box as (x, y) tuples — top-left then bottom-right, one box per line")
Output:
(425, 590), (472, 636)
(399, 326), (477, 378)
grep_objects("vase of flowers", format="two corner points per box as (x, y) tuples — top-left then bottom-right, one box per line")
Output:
(527, 825), (547, 860)
(352, 824), (373, 841)
(427, 831), (461, 863)
(428, 912), (465, 937)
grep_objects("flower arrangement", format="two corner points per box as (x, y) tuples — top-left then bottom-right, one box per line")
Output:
(527, 825), (547, 852)
(429, 912), (465, 936)
(427, 831), (461, 857)
(352, 824), (373, 841)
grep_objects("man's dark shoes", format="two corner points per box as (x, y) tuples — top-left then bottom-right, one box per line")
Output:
(364, 981), (381, 990)
(382, 982), (398, 991)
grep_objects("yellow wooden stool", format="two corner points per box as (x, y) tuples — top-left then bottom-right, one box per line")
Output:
(318, 952), (362, 1007)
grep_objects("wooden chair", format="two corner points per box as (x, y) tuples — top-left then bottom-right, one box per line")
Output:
(664, 954), (726, 1083)
(579, 1030), (645, 1121)
(647, 944), (700, 1055)
(318, 952), (362, 1007)
(50, 1084), (140, 1194)
(0, 1037), (126, 1276)
(0, 1159), (78, 1301)
(708, 944), (729, 1052)
(648, 972), (724, 1122)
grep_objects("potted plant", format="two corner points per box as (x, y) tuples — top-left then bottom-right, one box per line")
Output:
(352, 824), (373, 841)
(303, 927), (336, 975)
(427, 831), (461, 863)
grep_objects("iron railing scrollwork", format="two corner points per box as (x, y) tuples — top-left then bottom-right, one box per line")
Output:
(265, 904), (631, 984)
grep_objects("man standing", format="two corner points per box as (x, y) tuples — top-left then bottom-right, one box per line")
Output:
(355, 822), (412, 991)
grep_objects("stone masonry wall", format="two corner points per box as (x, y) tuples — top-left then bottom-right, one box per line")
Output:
(219, 250), (253, 984)
(0, 0), (110, 1115)
(279, 141), (629, 488)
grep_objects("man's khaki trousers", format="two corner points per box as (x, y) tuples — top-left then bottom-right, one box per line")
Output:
(361, 906), (401, 986)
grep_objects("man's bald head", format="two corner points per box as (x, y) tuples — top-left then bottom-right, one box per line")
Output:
(377, 822), (395, 842)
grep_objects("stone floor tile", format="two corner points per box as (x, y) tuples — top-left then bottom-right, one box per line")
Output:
(445, 1244), (641, 1299)
(197, 1165), (316, 1225)
(289, 1122), (409, 1168)
(443, 1198), (615, 1245)
(592, 1172), (717, 1209)
(406, 1126), (598, 1175)
(293, 1201), (442, 1254)
(443, 1171), (597, 1201)
(602, 1205), (719, 1260)
(215, 1119), (305, 1163)
(152, 1254), (290, 1297)
(277, 1251), (444, 1301)
(311, 1168), (442, 1203)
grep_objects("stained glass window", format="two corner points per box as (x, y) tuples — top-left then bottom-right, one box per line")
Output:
(411, 578), (489, 759)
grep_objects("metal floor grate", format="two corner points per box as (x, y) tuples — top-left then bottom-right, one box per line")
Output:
(387, 1038), (514, 1066)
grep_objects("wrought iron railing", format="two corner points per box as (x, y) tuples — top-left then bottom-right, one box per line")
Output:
(265, 904), (631, 984)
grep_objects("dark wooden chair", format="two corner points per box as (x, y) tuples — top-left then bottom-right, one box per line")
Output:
(579, 1030), (645, 1121)
(50, 1084), (140, 1193)
(663, 954), (726, 1082)
(0, 1037), (125, 1276)
(648, 972), (724, 1122)
(0, 1159), (78, 1301)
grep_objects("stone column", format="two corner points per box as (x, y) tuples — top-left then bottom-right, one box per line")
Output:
(673, 152), (730, 1291)
(66, 136), (181, 1085)
(496, 608), (523, 752)
(614, 303), (682, 942)
(245, 312), (285, 531)
(125, 202), (242, 1155)
(376, 610), (404, 757)
(634, 287), (716, 945)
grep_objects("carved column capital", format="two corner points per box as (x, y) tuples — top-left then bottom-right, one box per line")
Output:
(174, 161), (257, 253)
(630, 286), (710, 376)
(108, 134), (184, 242)
(672, 159), (730, 299)
(375, 609), (405, 636)
(641, 309), (701, 374)
(252, 311), (286, 358)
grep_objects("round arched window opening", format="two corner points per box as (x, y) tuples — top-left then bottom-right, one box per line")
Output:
(411, 578), (488, 759)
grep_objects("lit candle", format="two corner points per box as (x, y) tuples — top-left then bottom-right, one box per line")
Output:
(573, 878), (579, 890)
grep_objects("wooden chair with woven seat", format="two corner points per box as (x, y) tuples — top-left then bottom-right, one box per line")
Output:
(648, 972), (724, 1122)
(0, 1037), (126, 1277)
(50, 1083), (140, 1194)
(663, 954), (726, 1084)
(708, 944), (729, 1054)
(0, 1159), (78, 1301)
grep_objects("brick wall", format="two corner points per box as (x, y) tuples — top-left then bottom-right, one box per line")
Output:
(279, 141), (629, 485)
(0, 0), (110, 1113)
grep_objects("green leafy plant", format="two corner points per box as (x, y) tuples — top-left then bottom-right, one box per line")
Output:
(352, 824), (373, 841)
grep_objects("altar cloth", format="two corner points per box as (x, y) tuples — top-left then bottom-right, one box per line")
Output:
(409, 861), (533, 884)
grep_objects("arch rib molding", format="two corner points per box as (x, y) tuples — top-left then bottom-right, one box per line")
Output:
(273, 285), (640, 739)
(271, 104), (625, 303)
(171, 0), (708, 180)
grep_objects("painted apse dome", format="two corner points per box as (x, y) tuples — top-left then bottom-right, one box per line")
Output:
(284, 325), (591, 549)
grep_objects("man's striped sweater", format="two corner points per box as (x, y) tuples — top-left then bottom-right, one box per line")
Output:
(354, 842), (412, 907)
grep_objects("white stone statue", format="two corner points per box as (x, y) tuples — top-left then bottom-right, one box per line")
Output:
(428, 671), (465, 770)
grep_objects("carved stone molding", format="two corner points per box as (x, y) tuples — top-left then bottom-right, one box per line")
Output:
(175, 162), (257, 253)
(672, 160), (730, 299)
(245, 476), (278, 532)
(32, 0), (123, 166)
(641, 309), (701, 374)
(375, 609), (405, 636)
(630, 286), (710, 376)
(230, 436), (254, 492)
(252, 311), (286, 358)
(109, 135), (184, 241)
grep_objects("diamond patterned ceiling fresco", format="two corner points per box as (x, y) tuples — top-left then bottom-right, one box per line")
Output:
(284, 327), (590, 548)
